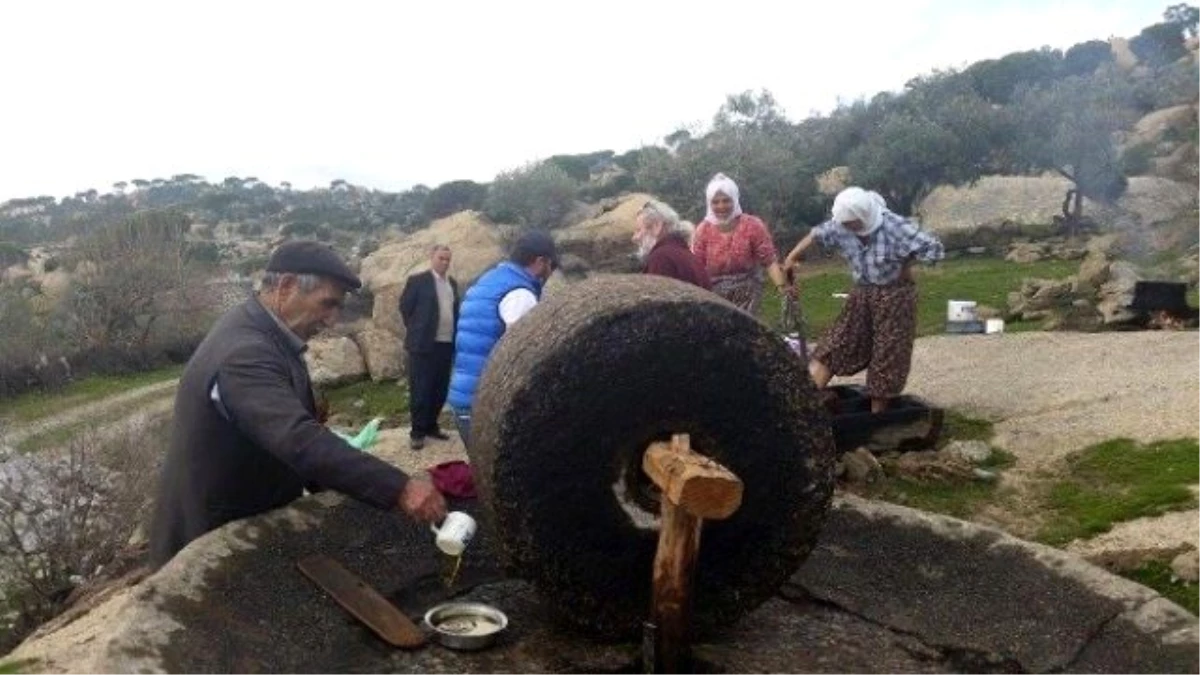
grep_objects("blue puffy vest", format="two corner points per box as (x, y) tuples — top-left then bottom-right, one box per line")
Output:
(447, 262), (542, 410)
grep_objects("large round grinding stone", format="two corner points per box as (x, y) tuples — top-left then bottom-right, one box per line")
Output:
(470, 274), (836, 637)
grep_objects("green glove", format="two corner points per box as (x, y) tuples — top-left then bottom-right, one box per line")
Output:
(334, 417), (383, 451)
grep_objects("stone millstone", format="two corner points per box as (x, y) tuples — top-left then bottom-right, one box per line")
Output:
(470, 275), (837, 638)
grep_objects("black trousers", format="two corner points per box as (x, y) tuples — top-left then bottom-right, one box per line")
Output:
(407, 342), (454, 438)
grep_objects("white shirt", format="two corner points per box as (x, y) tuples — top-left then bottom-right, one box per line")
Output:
(498, 288), (538, 326)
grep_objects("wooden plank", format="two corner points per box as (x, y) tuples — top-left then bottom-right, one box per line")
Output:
(642, 434), (742, 520)
(297, 554), (427, 649)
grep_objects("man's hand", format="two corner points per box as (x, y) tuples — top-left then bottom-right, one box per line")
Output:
(398, 479), (447, 523)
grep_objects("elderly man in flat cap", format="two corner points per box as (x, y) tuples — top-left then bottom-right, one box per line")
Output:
(149, 241), (447, 568)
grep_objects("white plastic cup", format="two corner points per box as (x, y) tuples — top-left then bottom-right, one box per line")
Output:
(430, 511), (477, 556)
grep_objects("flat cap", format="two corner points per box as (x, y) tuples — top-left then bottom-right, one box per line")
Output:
(266, 240), (362, 290)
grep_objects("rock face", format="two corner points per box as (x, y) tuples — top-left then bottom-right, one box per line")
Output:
(359, 212), (506, 335)
(1128, 104), (1198, 148)
(304, 336), (367, 386)
(555, 193), (660, 272)
(351, 325), (404, 381)
(8, 493), (1196, 674)
(1003, 234), (1167, 329)
(918, 175), (1197, 233)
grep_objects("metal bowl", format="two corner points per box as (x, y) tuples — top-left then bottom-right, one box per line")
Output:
(423, 602), (508, 651)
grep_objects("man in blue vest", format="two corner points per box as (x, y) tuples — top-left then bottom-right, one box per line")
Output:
(447, 230), (559, 446)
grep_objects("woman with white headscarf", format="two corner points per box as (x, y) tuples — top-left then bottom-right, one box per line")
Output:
(691, 173), (790, 316)
(783, 187), (944, 413)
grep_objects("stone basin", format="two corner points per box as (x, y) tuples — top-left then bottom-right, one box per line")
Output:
(8, 492), (1197, 673)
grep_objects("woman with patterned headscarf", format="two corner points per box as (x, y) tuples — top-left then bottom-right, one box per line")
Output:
(784, 187), (944, 413)
(691, 173), (791, 316)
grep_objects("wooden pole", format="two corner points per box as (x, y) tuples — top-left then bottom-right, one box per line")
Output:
(642, 434), (742, 673)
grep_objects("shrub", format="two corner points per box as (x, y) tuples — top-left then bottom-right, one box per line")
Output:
(1121, 141), (1156, 176)
(484, 161), (579, 230)
(0, 417), (166, 652)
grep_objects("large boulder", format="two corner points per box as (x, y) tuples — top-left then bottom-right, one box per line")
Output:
(359, 212), (506, 334)
(555, 193), (660, 271)
(1128, 105), (1197, 148)
(351, 324), (404, 381)
(304, 336), (367, 387)
(918, 175), (1198, 233)
(1111, 37), (1139, 72)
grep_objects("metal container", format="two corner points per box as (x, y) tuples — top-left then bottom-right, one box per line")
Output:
(423, 602), (508, 651)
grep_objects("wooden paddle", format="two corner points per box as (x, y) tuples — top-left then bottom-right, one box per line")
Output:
(298, 554), (427, 649)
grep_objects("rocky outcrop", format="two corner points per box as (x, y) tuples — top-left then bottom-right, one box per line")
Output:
(1128, 104), (1198, 148)
(918, 175), (1197, 234)
(358, 212), (506, 335)
(1006, 242), (1143, 329)
(8, 493), (1196, 674)
(351, 325), (404, 381)
(304, 336), (367, 386)
(555, 193), (660, 272)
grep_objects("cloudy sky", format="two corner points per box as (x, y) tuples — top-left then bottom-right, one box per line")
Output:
(0, 0), (1170, 202)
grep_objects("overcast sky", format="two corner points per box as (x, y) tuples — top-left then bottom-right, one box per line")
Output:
(0, 0), (1170, 202)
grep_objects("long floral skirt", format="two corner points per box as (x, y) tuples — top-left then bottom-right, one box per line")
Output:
(810, 282), (918, 399)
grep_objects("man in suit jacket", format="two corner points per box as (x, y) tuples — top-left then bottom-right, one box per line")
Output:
(149, 241), (446, 568)
(399, 244), (460, 449)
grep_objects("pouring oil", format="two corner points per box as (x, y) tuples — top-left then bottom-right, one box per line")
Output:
(441, 553), (463, 589)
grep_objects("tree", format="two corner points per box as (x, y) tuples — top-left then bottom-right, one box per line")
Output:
(1011, 73), (1134, 224)
(1130, 22), (1189, 67)
(636, 91), (822, 243)
(63, 210), (215, 357)
(421, 179), (488, 221)
(547, 151), (616, 183)
(1165, 3), (1199, 38)
(1061, 40), (1114, 77)
(484, 161), (578, 229)
(965, 48), (1063, 104)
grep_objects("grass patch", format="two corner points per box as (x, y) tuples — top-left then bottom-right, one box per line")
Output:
(852, 409), (1009, 519)
(0, 659), (37, 674)
(1037, 438), (1200, 546)
(321, 379), (411, 431)
(1122, 560), (1199, 616)
(761, 257), (1078, 339)
(939, 410), (995, 445)
(2, 365), (183, 424)
(866, 478), (1002, 520)
(14, 387), (177, 453)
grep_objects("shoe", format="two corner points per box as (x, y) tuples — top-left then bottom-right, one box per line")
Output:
(427, 430), (451, 441)
(410, 436), (425, 450)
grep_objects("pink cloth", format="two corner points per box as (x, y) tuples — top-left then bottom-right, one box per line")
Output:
(428, 460), (476, 498)
(692, 214), (778, 276)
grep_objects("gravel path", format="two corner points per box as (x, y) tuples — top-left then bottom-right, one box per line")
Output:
(839, 330), (1199, 546)
(3, 379), (179, 447)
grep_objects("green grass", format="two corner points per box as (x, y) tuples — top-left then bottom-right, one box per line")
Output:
(1037, 438), (1200, 546)
(1, 365), (183, 424)
(0, 659), (37, 674)
(1122, 561), (1199, 616)
(939, 410), (995, 445)
(321, 379), (411, 430)
(762, 256), (1079, 339)
(13, 384), (179, 453)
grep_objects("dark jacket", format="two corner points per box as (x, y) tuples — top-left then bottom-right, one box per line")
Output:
(644, 233), (712, 290)
(149, 298), (408, 568)
(399, 270), (460, 353)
